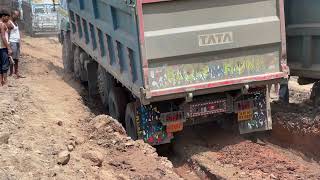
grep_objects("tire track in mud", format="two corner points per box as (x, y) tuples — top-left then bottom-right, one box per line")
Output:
(161, 123), (320, 179)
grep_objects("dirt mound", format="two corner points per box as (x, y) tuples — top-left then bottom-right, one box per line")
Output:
(86, 115), (181, 179)
(216, 140), (318, 179)
(0, 36), (181, 180)
(271, 108), (320, 161)
(270, 77), (320, 161)
(274, 112), (320, 136)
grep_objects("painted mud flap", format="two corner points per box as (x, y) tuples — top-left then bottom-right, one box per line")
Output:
(137, 106), (174, 145)
(236, 87), (272, 134)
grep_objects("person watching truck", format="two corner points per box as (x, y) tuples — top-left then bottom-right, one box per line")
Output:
(0, 9), (12, 86)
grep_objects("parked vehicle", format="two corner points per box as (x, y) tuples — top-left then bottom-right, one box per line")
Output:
(57, 0), (69, 43)
(21, 0), (59, 36)
(285, 0), (320, 104)
(62, 0), (288, 145)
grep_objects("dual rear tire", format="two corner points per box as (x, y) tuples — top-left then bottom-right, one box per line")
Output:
(96, 65), (138, 140)
(125, 103), (138, 140)
(62, 31), (74, 72)
(63, 31), (138, 140)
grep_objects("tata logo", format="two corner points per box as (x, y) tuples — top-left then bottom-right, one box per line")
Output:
(199, 32), (233, 47)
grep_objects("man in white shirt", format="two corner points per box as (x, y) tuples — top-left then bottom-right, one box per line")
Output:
(0, 10), (11, 86)
(8, 10), (22, 78)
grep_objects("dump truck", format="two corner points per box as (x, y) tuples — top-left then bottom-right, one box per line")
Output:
(62, 0), (288, 145)
(285, 0), (320, 105)
(21, 0), (59, 36)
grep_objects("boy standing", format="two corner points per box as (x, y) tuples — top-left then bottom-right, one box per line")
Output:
(8, 10), (22, 78)
(0, 10), (12, 86)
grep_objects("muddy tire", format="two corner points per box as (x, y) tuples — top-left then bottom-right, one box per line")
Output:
(73, 47), (81, 79)
(79, 52), (88, 82)
(108, 87), (127, 122)
(125, 103), (138, 140)
(62, 31), (74, 72)
(97, 65), (114, 107)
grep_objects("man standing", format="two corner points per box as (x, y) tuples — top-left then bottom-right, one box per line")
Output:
(8, 10), (22, 78)
(0, 10), (12, 86)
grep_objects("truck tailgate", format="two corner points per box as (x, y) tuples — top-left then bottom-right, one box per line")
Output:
(141, 0), (284, 97)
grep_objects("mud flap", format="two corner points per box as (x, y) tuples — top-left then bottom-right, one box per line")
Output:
(237, 86), (272, 134)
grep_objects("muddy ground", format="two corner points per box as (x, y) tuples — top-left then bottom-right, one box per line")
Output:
(0, 36), (320, 180)
(0, 36), (179, 180)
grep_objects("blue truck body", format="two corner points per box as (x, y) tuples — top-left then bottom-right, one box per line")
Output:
(68, 0), (143, 96)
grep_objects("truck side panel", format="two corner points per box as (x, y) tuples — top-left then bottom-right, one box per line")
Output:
(285, 0), (320, 78)
(68, 0), (144, 97)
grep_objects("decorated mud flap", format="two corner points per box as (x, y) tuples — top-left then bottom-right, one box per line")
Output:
(235, 87), (272, 134)
(136, 105), (174, 145)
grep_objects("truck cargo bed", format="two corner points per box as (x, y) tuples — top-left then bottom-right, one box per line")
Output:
(68, 0), (286, 104)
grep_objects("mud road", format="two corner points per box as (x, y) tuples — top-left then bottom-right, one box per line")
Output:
(0, 36), (320, 180)
(0, 36), (179, 179)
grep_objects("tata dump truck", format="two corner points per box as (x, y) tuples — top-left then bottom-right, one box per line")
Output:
(62, 0), (288, 145)
(21, 0), (59, 36)
(285, 0), (320, 105)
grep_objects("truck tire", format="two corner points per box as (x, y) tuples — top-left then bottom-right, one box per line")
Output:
(73, 47), (81, 80)
(62, 31), (74, 72)
(125, 103), (138, 140)
(108, 87), (127, 122)
(79, 52), (88, 82)
(97, 65), (114, 107)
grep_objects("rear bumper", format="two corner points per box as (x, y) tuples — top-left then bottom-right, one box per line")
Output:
(142, 72), (286, 104)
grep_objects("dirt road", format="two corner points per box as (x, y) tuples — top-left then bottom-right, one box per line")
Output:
(0, 36), (180, 179)
(1, 36), (320, 180)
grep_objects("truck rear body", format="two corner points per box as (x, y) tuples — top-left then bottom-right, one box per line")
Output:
(67, 0), (287, 144)
(143, 0), (282, 97)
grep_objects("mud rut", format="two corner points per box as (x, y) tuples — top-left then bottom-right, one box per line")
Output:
(2, 35), (320, 179)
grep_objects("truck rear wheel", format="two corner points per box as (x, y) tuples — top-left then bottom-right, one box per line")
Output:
(125, 103), (138, 140)
(97, 65), (114, 108)
(73, 47), (81, 79)
(62, 31), (74, 72)
(108, 87), (127, 122)
(79, 52), (88, 82)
